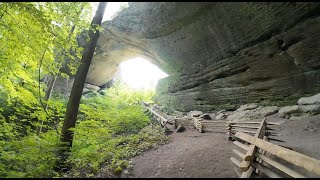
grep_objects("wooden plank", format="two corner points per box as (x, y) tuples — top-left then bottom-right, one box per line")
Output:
(240, 166), (254, 178)
(233, 141), (249, 151)
(227, 121), (279, 125)
(228, 121), (261, 124)
(239, 118), (266, 172)
(198, 120), (227, 123)
(231, 128), (257, 134)
(230, 157), (241, 167)
(202, 123), (225, 128)
(230, 125), (259, 129)
(267, 122), (282, 125)
(265, 132), (281, 136)
(268, 137), (285, 143)
(235, 132), (320, 176)
(255, 152), (305, 178)
(240, 160), (251, 172)
(203, 125), (226, 128)
(146, 107), (168, 125)
(244, 118), (266, 161)
(233, 149), (245, 159)
(228, 123), (232, 140)
(266, 127), (279, 131)
(252, 162), (282, 178)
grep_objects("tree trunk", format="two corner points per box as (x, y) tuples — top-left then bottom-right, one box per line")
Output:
(56, 2), (107, 171)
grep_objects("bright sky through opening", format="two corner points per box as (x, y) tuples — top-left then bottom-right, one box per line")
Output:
(90, 3), (168, 90)
(119, 58), (169, 90)
(90, 2), (128, 22)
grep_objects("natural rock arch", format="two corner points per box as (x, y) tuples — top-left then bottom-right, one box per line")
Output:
(58, 2), (320, 111)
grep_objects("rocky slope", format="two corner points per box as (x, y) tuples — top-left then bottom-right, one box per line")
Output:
(58, 2), (320, 111)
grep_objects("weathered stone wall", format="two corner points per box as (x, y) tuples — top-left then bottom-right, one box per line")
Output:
(57, 2), (320, 111)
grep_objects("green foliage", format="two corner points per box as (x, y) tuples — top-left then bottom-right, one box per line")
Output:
(0, 130), (60, 177)
(65, 83), (166, 176)
(0, 82), (169, 178)
(0, 2), (169, 178)
(0, 2), (92, 128)
(69, 124), (169, 177)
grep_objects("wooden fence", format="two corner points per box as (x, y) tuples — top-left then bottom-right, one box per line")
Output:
(142, 103), (320, 178)
(230, 118), (320, 178)
(142, 101), (171, 127)
(191, 117), (281, 140)
(191, 117), (226, 133)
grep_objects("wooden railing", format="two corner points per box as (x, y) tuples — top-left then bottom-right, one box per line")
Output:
(230, 118), (320, 178)
(191, 117), (281, 141)
(226, 120), (281, 140)
(141, 101), (169, 127)
(191, 117), (226, 133)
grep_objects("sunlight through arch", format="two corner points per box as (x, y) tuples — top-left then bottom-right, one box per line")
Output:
(118, 57), (169, 90)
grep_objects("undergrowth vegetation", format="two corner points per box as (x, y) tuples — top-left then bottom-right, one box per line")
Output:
(0, 2), (170, 177)
(0, 83), (170, 178)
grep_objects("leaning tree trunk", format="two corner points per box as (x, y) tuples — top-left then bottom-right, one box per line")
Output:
(56, 2), (107, 171)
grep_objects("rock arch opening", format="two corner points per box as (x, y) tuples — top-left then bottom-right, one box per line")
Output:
(117, 57), (168, 90)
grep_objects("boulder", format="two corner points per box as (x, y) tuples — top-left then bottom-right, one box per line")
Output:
(174, 116), (192, 128)
(289, 114), (310, 121)
(216, 113), (227, 120)
(298, 93), (320, 105)
(227, 110), (252, 122)
(285, 114), (291, 119)
(278, 105), (300, 118)
(199, 113), (212, 120)
(187, 110), (203, 117)
(299, 104), (320, 115)
(208, 113), (216, 120)
(182, 116), (192, 120)
(236, 104), (258, 112)
(165, 115), (177, 124)
(256, 106), (279, 117)
(216, 109), (226, 114)
(172, 110), (185, 116)
(152, 104), (161, 110)
(227, 105), (278, 122)
(176, 124), (185, 133)
(84, 83), (100, 91)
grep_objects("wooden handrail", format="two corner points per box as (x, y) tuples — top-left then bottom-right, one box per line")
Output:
(227, 121), (280, 125)
(146, 106), (168, 125)
(229, 125), (259, 129)
(239, 118), (266, 172)
(233, 141), (249, 151)
(235, 132), (320, 176)
(255, 152), (305, 178)
(142, 101), (168, 126)
(252, 162), (282, 178)
(245, 118), (266, 160)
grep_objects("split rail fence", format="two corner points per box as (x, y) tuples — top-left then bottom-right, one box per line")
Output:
(142, 102), (320, 178)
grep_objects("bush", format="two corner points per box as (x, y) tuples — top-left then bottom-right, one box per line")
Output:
(0, 82), (169, 178)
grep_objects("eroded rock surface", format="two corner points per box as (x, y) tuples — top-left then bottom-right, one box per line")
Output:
(227, 104), (278, 122)
(57, 2), (320, 112)
(278, 93), (320, 118)
(187, 111), (203, 117)
(298, 93), (320, 105)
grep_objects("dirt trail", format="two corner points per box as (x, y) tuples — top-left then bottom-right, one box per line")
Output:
(121, 113), (320, 178)
(121, 127), (237, 178)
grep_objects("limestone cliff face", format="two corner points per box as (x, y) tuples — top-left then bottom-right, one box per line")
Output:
(70, 2), (320, 111)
